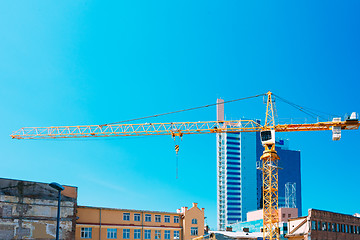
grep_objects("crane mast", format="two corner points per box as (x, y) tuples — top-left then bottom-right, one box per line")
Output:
(10, 92), (360, 240)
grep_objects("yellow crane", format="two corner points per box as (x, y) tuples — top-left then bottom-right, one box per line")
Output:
(10, 91), (359, 240)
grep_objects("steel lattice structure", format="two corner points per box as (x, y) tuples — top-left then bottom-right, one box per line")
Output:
(10, 92), (360, 240)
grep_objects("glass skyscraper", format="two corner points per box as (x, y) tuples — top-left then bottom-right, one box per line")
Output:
(216, 100), (302, 230)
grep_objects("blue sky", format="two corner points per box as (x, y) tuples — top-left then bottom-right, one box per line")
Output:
(1, 1), (359, 229)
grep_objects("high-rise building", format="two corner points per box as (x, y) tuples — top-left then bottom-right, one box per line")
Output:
(216, 99), (302, 230)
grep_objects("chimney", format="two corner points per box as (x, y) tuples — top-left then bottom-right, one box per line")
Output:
(192, 203), (198, 208)
(217, 99), (224, 122)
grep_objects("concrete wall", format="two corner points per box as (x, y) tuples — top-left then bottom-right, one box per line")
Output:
(0, 178), (77, 240)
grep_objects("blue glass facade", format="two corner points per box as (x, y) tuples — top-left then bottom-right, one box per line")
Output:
(217, 131), (302, 230)
(256, 132), (302, 215)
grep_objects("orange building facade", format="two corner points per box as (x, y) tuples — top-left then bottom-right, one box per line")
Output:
(76, 203), (205, 240)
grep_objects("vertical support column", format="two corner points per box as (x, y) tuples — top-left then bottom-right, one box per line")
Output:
(261, 144), (279, 240)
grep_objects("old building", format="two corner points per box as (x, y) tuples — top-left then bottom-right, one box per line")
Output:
(0, 177), (78, 240)
(286, 209), (360, 240)
(76, 202), (205, 240)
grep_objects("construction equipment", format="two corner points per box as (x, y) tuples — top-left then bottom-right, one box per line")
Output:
(10, 91), (359, 240)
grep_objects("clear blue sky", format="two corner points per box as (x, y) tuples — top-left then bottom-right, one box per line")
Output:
(1, 1), (359, 229)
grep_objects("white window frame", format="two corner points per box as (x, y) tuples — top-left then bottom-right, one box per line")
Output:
(173, 230), (179, 239)
(174, 216), (179, 223)
(155, 230), (161, 239)
(145, 214), (152, 222)
(164, 230), (170, 239)
(145, 229), (151, 239)
(81, 227), (92, 239)
(123, 213), (130, 221)
(107, 228), (117, 239)
(164, 215), (170, 223)
(123, 229), (130, 239)
(155, 215), (161, 222)
(191, 218), (197, 224)
(134, 213), (141, 221)
(134, 229), (141, 239)
(191, 227), (198, 236)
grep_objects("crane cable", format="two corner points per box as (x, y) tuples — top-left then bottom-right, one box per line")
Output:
(101, 93), (266, 126)
(273, 94), (339, 121)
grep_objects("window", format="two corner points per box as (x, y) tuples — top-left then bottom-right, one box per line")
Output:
(336, 223), (340, 232)
(328, 222), (331, 231)
(332, 223), (336, 232)
(164, 230), (170, 239)
(288, 214), (291, 218)
(155, 230), (161, 239)
(174, 231), (180, 239)
(282, 214), (285, 218)
(191, 227), (198, 236)
(346, 225), (349, 233)
(322, 222), (327, 231)
(350, 225), (353, 234)
(192, 219), (198, 224)
(123, 213), (130, 221)
(311, 221), (317, 230)
(341, 224), (345, 232)
(134, 213), (141, 221)
(81, 228), (92, 238)
(164, 215), (170, 223)
(145, 230), (151, 239)
(155, 215), (161, 222)
(134, 229), (141, 239)
(174, 216), (179, 223)
(107, 229), (117, 239)
(123, 229), (130, 239)
(145, 214), (152, 222)
(318, 221), (321, 231)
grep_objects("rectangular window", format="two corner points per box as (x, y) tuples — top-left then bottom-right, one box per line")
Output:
(191, 227), (198, 236)
(107, 229), (117, 239)
(134, 213), (141, 221)
(155, 230), (161, 239)
(145, 214), (152, 222)
(346, 225), (349, 233)
(123, 229), (130, 239)
(155, 215), (161, 222)
(174, 231), (180, 239)
(311, 221), (317, 230)
(328, 222), (331, 231)
(336, 223), (340, 232)
(123, 213), (130, 221)
(318, 221), (321, 231)
(322, 222), (327, 231)
(81, 228), (92, 239)
(164, 215), (170, 223)
(174, 216), (179, 223)
(192, 219), (198, 224)
(134, 229), (141, 239)
(145, 230), (151, 239)
(164, 230), (170, 239)
(332, 223), (336, 232)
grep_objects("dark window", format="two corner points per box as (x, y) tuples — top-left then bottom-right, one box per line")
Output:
(227, 177), (240, 181)
(311, 221), (317, 230)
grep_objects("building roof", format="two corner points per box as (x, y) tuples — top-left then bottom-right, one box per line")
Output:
(78, 205), (182, 215)
(208, 231), (262, 239)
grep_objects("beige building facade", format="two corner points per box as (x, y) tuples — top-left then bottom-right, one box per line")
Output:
(76, 203), (205, 240)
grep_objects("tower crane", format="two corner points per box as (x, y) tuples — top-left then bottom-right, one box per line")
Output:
(10, 91), (359, 240)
